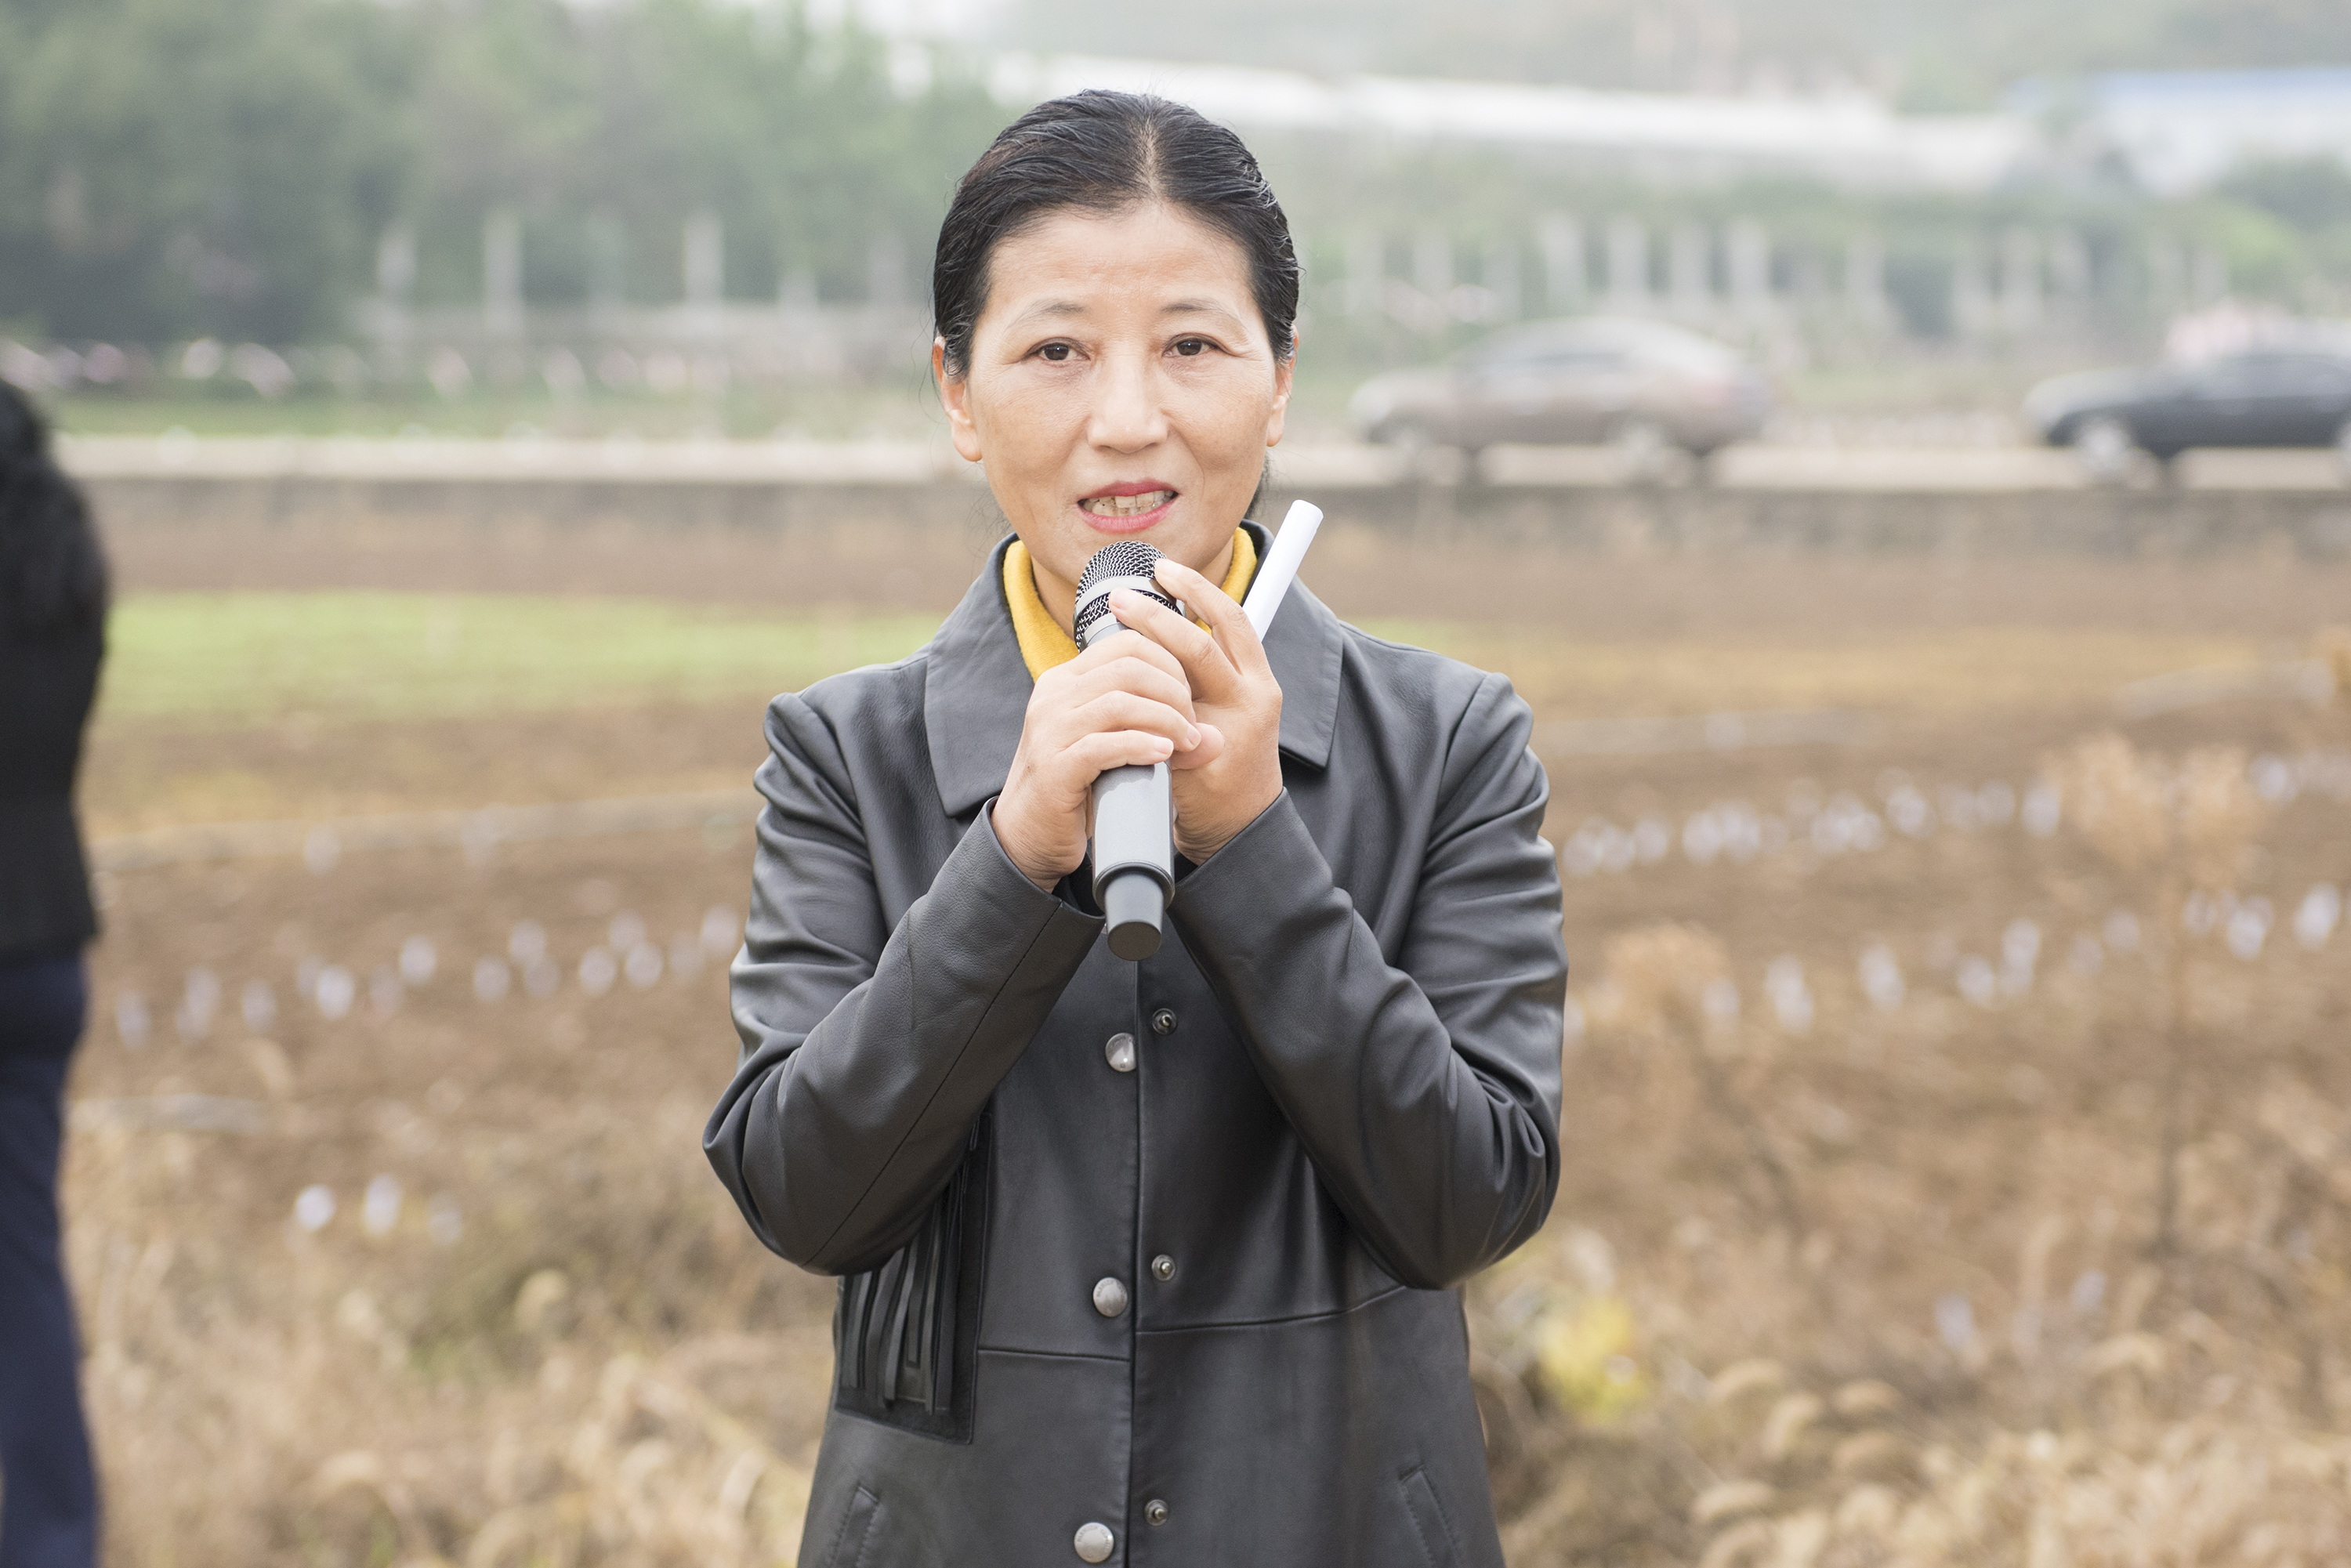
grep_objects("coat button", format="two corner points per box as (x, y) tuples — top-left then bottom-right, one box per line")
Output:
(1074, 1522), (1115, 1562)
(1092, 1277), (1128, 1318)
(1150, 1008), (1178, 1035)
(1151, 1254), (1176, 1281)
(1145, 1499), (1170, 1527)
(1103, 1032), (1137, 1073)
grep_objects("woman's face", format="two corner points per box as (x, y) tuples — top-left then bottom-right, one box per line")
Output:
(936, 201), (1292, 626)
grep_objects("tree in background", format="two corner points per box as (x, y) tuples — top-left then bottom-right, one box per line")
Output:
(6, 0), (2351, 353)
(0, 0), (411, 342)
(0, 0), (1000, 345)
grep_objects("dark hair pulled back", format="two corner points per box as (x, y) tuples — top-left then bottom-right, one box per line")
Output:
(0, 382), (109, 640)
(933, 90), (1299, 380)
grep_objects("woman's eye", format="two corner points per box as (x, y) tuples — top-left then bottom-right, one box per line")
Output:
(1038, 342), (1073, 362)
(1172, 339), (1208, 357)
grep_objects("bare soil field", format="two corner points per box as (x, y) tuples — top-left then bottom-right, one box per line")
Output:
(61, 511), (2351, 1566)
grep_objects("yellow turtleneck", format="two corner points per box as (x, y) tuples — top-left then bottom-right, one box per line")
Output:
(1002, 528), (1259, 680)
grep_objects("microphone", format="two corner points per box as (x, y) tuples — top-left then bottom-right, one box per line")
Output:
(1074, 541), (1179, 960)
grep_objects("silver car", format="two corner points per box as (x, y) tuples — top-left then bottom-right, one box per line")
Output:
(1349, 317), (1772, 459)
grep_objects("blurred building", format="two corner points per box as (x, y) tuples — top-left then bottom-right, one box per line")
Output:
(25, 56), (2351, 400)
(2020, 68), (2351, 196)
(353, 215), (933, 397)
(991, 54), (2034, 191)
(333, 56), (2060, 393)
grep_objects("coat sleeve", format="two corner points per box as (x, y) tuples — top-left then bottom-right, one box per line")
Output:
(1168, 671), (1567, 1291)
(703, 691), (1102, 1276)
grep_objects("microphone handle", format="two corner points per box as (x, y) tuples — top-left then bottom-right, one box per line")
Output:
(1090, 759), (1173, 961)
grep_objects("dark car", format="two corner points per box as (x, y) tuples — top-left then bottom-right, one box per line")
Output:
(2024, 346), (2351, 472)
(1349, 317), (1772, 461)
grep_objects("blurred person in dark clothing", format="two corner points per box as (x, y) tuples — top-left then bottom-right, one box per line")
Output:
(0, 380), (104, 1568)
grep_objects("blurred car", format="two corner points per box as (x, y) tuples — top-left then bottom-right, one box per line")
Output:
(2023, 346), (2351, 470)
(1349, 317), (1772, 460)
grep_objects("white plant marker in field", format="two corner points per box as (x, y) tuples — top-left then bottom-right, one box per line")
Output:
(2295, 885), (2342, 949)
(1766, 957), (1813, 1033)
(1885, 784), (1933, 837)
(578, 948), (618, 996)
(2226, 898), (2273, 960)
(1857, 943), (1905, 1011)
(293, 1185), (336, 1232)
(362, 1175), (403, 1237)
(241, 979), (277, 1033)
(116, 990), (150, 1050)
(2022, 780), (2062, 837)
(316, 965), (357, 1020)
(177, 966), (220, 1039)
(700, 904), (740, 958)
(2001, 920), (2041, 996)
(2250, 752), (2296, 805)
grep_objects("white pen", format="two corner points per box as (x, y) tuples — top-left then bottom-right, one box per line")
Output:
(1240, 498), (1324, 639)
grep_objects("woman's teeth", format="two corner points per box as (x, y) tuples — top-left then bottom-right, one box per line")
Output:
(1082, 490), (1173, 518)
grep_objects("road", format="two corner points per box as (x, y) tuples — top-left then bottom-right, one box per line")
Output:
(54, 434), (2351, 494)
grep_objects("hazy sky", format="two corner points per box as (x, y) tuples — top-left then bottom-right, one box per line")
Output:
(821, 0), (2351, 108)
(815, 0), (1010, 39)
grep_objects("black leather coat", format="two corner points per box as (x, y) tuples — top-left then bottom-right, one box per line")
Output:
(0, 617), (101, 962)
(706, 530), (1567, 1568)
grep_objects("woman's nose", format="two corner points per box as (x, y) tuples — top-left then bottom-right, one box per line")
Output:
(1087, 353), (1168, 451)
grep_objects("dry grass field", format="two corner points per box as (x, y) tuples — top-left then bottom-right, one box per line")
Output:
(59, 510), (2351, 1567)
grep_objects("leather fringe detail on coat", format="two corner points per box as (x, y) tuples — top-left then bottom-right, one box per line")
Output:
(831, 1110), (991, 1443)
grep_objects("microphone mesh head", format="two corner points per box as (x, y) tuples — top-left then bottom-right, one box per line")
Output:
(1073, 541), (1175, 643)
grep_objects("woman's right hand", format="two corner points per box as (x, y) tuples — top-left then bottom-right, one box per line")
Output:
(991, 631), (1217, 890)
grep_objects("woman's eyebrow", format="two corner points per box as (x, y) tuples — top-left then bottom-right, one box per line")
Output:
(1161, 299), (1240, 320)
(1007, 299), (1090, 328)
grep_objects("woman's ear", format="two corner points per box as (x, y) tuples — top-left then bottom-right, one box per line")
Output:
(1263, 353), (1294, 450)
(935, 339), (984, 462)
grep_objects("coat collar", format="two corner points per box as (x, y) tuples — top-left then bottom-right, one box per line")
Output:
(924, 526), (1346, 819)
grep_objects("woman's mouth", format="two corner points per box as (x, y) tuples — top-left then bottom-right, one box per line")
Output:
(1081, 489), (1176, 519)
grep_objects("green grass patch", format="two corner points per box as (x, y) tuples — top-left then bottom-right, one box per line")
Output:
(101, 592), (942, 726)
(99, 592), (2255, 733)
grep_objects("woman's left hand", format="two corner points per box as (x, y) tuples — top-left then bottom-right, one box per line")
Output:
(1105, 556), (1284, 864)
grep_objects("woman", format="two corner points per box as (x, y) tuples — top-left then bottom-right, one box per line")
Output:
(0, 379), (106, 1568)
(707, 91), (1566, 1568)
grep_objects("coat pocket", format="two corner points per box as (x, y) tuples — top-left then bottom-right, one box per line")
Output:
(1399, 1465), (1464, 1568)
(824, 1486), (882, 1568)
(831, 1107), (991, 1443)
